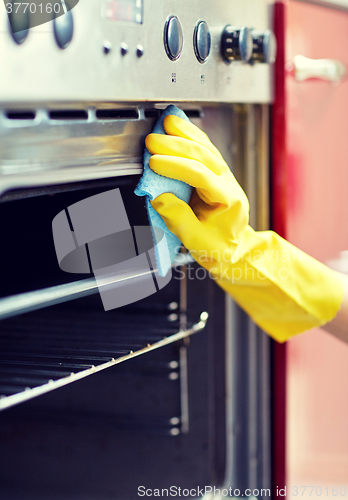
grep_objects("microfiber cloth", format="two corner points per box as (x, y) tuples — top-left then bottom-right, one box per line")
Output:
(134, 105), (193, 277)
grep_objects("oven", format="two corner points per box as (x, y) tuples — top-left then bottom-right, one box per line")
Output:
(0, 1), (276, 498)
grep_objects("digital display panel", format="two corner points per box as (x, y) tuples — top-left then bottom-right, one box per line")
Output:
(105, 0), (143, 24)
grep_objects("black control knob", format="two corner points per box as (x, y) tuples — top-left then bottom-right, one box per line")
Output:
(136, 44), (144, 58)
(221, 26), (252, 63)
(251, 29), (277, 63)
(164, 16), (183, 61)
(194, 21), (211, 63)
(120, 43), (128, 56)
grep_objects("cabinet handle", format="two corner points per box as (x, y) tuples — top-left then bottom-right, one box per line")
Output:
(292, 54), (346, 84)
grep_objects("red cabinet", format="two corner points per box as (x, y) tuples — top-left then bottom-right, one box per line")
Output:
(273, 0), (348, 493)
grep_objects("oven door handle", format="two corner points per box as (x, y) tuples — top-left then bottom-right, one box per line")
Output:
(292, 54), (347, 84)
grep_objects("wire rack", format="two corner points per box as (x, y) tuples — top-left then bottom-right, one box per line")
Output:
(0, 302), (208, 411)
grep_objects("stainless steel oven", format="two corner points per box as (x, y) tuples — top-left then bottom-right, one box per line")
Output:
(0, 1), (275, 498)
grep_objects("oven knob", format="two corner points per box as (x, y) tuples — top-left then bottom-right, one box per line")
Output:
(220, 26), (252, 63)
(103, 41), (112, 55)
(251, 29), (277, 63)
(194, 21), (211, 63)
(164, 16), (183, 61)
(8, 0), (29, 45)
(54, 10), (74, 49)
(120, 42), (128, 56)
(136, 44), (144, 58)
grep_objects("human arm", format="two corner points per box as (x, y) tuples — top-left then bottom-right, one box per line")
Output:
(146, 115), (345, 343)
(322, 273), (348, 344)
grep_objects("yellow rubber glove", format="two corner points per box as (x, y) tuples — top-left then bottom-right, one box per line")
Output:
(146, 115), (345, 343)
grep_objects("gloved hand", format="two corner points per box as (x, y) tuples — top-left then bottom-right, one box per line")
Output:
(146, 115), (344, 343)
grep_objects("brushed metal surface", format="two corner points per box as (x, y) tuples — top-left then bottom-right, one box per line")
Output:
(0, 107), (150, 172)
(0, 0), (274, 104)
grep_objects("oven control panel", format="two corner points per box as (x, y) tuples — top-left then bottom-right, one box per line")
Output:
(0, 0), (275, 103)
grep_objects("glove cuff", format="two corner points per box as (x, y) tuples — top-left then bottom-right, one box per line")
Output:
(214, 228), (345, 343)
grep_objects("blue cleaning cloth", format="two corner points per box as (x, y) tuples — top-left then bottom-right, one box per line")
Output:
(134, 105), (193, 276)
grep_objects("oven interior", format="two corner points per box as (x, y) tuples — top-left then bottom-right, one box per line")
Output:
(0, 104), (271, 499)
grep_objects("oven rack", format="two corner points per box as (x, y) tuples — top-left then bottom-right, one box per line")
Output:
(0, 306), (208, 411)
(0, 253), (195, 321)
